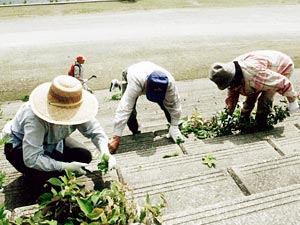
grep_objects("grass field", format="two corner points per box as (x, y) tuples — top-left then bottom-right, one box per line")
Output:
(1, 0), (300, 101)
(1, 0), (300, 19)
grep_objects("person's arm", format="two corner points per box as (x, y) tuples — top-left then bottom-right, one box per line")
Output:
(113, 83), (141, 137)
(225, 89), (240, 115)
(78, 118), (109, 155)
(78, 119), (116, 170)
(163, 79), (181, 126)
(22, 116), (62, 171)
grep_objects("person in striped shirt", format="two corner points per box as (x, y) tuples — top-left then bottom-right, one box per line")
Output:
(209, 50), (298, 129)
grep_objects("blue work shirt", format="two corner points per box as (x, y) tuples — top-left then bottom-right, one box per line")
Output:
(2, 103), (108, 172)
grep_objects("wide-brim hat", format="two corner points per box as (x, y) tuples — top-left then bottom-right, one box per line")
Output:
(29, 75), (98, 125)
(209, 62), (235, 90)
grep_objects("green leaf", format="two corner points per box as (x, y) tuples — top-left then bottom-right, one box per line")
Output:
(176, 136), (185, 144)
(98, 154), (110, 174)
(0, 136), (10, 146)
(202, 154), (217, 168)
(87, 208), (104, 220)
(48, 177), (63, 187)
(76, 197), (93, 216)
(111, 93), (122, 101)
(37, 192), (53, 206)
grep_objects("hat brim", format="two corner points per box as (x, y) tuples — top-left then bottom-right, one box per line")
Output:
(29, 83), (98, 125)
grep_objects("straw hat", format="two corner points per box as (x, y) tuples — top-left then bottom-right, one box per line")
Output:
(29, 75), (98, 125)
(209, 62), (235, 90)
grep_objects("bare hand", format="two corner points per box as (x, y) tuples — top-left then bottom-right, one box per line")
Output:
(108, 136), (121, 154)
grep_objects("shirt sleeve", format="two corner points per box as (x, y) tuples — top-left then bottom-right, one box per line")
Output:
(163, 79), (182, 126)
(22, 116), (62, 171)
(113, 83), (141, 136)
(225, 88), (240, 115)
(77, 118), (109, 154)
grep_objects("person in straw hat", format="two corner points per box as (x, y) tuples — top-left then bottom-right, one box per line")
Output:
(108, 61), (183, 154)
(1, 75), (116, 186)
(209, 50), (299, 130)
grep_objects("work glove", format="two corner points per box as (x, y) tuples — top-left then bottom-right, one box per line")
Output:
(227, 115), (234, 127)
(61, 162), (88, 175)
(167, 125), (184, 143)
(288, 100), (299, 114)
(108, 136), (121, 154)
(107, 154), (116, 170)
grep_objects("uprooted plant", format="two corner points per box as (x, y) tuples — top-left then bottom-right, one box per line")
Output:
(9, 169), (167, 225)
(179, 100), (290, 139)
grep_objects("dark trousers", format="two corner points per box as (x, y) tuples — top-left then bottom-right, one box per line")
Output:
(4, 137), (92, 186)
(127, 100), (171, 134)
(241, 91), (274, 127)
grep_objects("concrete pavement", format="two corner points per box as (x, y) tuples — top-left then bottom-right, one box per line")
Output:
(1, 73), (300, 223)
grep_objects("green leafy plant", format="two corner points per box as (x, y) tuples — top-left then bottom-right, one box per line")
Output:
(111, 93), (122, 101)
(202, 154), (217, 168)
(0, 205), (10, 225)
(22, 95), (29, 102)
(179, 101), (290, 139)
(0, 135), (10, 146)
(12, 170), (167, 225)
(97, 154), (110, 174)
(176, 136), (185, 144)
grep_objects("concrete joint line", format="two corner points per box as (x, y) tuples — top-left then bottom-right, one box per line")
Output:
(227, 168), (251, 196)
(266, 138), (285, 156)
(294, 123), (300, 131)
(116, 167), (125, 183)
(177, 143), (188, 155)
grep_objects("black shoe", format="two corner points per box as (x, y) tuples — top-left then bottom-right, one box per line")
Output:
(132, 130), (141, 135)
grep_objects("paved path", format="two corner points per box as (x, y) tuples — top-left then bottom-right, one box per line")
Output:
(1, 71), (300, 223)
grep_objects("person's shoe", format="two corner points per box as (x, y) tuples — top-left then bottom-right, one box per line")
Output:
(132, 130), (141, 135)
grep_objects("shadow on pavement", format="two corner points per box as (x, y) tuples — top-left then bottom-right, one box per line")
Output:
(116, 130), (174, 156)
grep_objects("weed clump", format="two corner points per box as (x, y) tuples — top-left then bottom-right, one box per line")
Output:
(179, 101), (290, 139)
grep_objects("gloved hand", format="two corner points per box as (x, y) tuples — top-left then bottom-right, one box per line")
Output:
(227, 115), (234, 127)
(167, 125), (184, 143)
(288, 100), (299, 113)
(108, 136), (121, 154)
(107, 154), (116, 170)
(61, 162), (89, 175)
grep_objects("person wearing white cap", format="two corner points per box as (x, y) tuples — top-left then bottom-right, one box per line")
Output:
(108, 61), (183, 154)
(209, 50), (298, 130)
(1, 75), (116, 186)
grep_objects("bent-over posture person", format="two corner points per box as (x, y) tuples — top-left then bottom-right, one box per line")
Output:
(109, 61), (183, 154)
(209, 50), (298, 129)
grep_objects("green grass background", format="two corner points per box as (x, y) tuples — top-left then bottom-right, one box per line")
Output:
(1, 0), (300, 101)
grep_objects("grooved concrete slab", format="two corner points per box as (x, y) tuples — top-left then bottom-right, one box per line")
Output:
(163, 183), (300, 225)
(231, 155), (300, 194)
(182, 136), (281, 168)
(131, 169), (243, 215)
